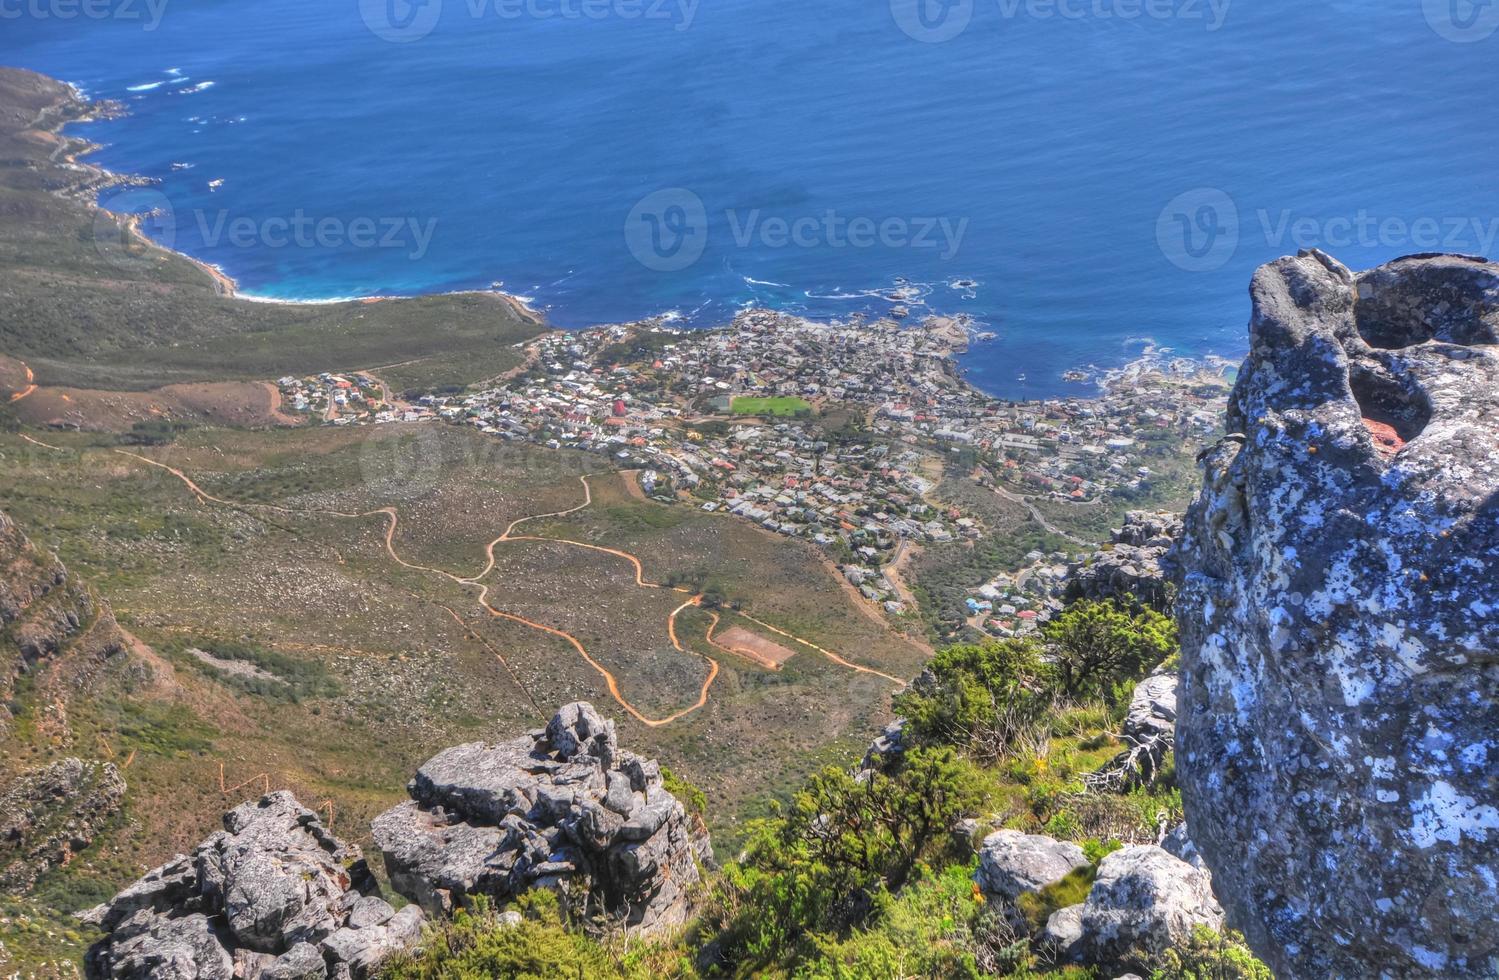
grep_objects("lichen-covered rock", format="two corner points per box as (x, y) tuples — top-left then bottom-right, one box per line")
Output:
(1048, 845), (1222, 973)
(82, 791), (418, 979)
(372, 702), (711, 936)
(0, 757), (125, 891)
(974, 830), (1088, 906)
(1066, 511), (1182, 611)
(1176, 251), (1499, 978)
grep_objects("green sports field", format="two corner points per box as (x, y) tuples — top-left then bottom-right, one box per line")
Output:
(730, 396), (814, 417)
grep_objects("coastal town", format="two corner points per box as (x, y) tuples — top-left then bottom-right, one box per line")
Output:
(277, 310), (1232, 631)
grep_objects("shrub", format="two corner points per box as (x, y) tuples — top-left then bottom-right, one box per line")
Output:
(380, 893), (639, 980)
(1150, 926), (1273, 980)
(895, 640), (1056, 763)
(1041, 601), (1176, 704)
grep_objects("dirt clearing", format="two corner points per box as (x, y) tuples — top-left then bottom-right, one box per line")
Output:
(713, 624), (797, 670)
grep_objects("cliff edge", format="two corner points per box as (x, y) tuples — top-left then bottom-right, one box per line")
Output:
(1176, 250), (1499, 978)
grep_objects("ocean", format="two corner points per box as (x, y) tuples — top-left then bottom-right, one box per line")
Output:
(6, 0), (1499, 397)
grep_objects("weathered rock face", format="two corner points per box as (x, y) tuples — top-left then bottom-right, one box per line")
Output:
(1044, 845), (1222, 973)
(1066, 511), (1182, 611)
(82, 792), (420, 979)
(372, 702), (711, 937)
(1087, 672), (1178, 792)
(0, 757), (125, 892)
(0, 507), (125, 724)
(1176, 251), (1499, 978)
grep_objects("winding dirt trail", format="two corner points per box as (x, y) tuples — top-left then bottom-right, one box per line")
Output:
(109, 450), (901, 726)
(9, 360), (36, 403)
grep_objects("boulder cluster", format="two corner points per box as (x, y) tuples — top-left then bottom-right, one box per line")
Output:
(1065, 511), (1181, 611)
(81, 703), (712, 976)
(975, 828), (1221, 975)
(81, 792), (422, 979)
(1177, 251), (1499, 977)
(372, 701), (711, 936)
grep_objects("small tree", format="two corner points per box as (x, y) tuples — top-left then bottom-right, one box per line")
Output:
(1042, 599), (1176, 704)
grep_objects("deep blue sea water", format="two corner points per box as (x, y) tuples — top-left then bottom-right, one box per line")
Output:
(6, 0), (1499, 397)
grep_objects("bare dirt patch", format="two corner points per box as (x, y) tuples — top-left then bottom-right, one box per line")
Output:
(713, 624), (797, 670)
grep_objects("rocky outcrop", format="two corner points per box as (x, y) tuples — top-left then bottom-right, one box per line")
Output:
(372, 702), (710, 937)
(1177, 251), (1499, 977)
(0, 508), (125, 723)
(975, 830), (1088, 907)
(0, 757), (125, 892)
(1065, 511), (1181, 611)
(1087, 672), (1178, 792)
(1043, 845), (1222, 973)
(81, 792), (420, 979)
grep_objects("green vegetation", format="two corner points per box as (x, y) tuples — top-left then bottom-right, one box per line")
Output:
(384, 596), (1266, 979)
(730, 396), (814, 418)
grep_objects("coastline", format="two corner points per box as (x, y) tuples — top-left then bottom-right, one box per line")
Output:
(20, 66), (1230, 402)
(43, 73), (546, 325)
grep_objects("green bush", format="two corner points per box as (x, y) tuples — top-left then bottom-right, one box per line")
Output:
(1041, 601), (1176, 704)
(1150, 926), (1273, 980)
(380, 893), (639, 980)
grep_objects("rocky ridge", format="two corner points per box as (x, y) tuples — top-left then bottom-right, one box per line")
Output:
(0, 507), (125, 725)
(81, 792), (421, 980)
(372, 701), (711, 936)
(0, 757), (125, 892)
(1065, 510), (1181, 612)
(1177, 251), (1499, 977)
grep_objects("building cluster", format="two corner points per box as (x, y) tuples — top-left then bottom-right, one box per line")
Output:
(274, 372), (432, 425)
(275, 310), (1230, 613)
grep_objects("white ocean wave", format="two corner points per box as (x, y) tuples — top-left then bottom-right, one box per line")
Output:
(127, 81), (166, 92)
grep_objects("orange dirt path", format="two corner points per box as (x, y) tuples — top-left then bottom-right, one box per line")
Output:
(109, 449), (900, 725)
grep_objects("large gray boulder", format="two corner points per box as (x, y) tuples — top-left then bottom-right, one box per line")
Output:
(82, 791), (419, 979)
(372, 702), (711, 937)
(1044, 845), (1222, 973)
(974, 829), (1088, 906)
(1176, 251), (1499, 978)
